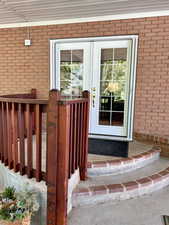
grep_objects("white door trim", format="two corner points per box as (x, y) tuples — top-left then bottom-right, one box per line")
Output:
(50, 35), (138, 141)
(50, 35), (138, 45)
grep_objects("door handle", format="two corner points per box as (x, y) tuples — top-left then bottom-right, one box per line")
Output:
(92, 87), (96, 108)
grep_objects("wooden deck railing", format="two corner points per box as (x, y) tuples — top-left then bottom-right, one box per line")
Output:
(0, 90), (47, 181)
(0, 89), (90, 225)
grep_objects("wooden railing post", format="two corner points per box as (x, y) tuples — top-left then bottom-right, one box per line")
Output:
(31, 89), (37, 98)
(80, 91), (90, 181)
(0, 103), (3, 162)
(47, 90), (70, 225)
(56, 101), (70, 225)
(46, 90), (60, 225)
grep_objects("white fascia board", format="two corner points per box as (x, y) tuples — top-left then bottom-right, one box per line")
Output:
(0, 10), (169, 29)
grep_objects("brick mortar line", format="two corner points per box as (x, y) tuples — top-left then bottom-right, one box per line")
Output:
(88, 147), (161, 169)
(104, 184), (109, 194)
(135, 180), (141, 188)
(121, 183), (126, 192)
(147, 176), (154, 185)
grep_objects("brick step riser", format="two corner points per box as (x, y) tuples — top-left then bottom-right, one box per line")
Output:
(73, 170), (169, 207)
(88, 151), (160, 177)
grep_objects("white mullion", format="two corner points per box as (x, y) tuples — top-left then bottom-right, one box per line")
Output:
(110, 48), (115, 125)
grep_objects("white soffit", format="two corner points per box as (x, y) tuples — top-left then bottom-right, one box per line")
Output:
(0, 0), (169, 28)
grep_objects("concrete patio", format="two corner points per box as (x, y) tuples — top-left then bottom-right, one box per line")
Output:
(69, 185), (169, 225)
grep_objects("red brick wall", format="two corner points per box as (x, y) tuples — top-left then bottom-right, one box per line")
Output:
(0, 16), (169, 137)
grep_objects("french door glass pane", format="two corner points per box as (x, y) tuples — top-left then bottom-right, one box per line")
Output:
(99, 112), (111, 125)
(99, 48), (127, 127)
(60, 49), (83, 97)
(101, 65), (113, 81)
(101, 48), (113, 63)
(61, 50), (71, 64)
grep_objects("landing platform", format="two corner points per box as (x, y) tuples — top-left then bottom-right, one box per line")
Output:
(88, 140), (153, 162)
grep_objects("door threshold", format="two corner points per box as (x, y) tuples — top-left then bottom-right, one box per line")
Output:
(89, 134), (132, 142)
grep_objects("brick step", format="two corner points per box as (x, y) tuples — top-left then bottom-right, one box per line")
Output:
(87, 147), (161, 177)
(73, 156), (169, 207)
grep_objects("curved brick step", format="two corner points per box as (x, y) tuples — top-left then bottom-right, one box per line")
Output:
(73, 157), (169, 207)
(87, 147), (161, 177)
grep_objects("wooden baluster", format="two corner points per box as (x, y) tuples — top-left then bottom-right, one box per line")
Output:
(80, 101), (87, 180)
(79, 102), (84, 173)
(31, 90), (36, 134)
(11, 103), (19, 172)
(79, 103), (84, 167)
(1, 102), (7, 164)
(26, 104), (33, 178)
(74, 104), (78, 170)
(76, 103), (80, 170)
(7, 102), (13, 169)
(6, 102), (12, 168)
(35, 104), (42, 182)
(68, 104), (73, 179)
(80, 91), (90, 180)
(71, 104), (75, 174)
(18, 103), (25, 175)
(0, 103), (3, 161)
(79, 103), (83, 168)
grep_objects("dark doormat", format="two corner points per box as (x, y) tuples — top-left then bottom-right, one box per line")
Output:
(88, 138), (129, 157)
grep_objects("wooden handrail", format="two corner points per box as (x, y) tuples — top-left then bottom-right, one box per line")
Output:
(0, 97), (87, 105)
(59, 98), (89, 104)
(0, 97), (88, 104)
(0, 97), (48, 104)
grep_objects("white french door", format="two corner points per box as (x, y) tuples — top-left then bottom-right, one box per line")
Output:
(90, 40), (131, 136)
(50, 36), (138, 140)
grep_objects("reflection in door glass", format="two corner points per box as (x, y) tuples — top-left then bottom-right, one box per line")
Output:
(60, 50), (83, 97)
(99, 48), (127, 127)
